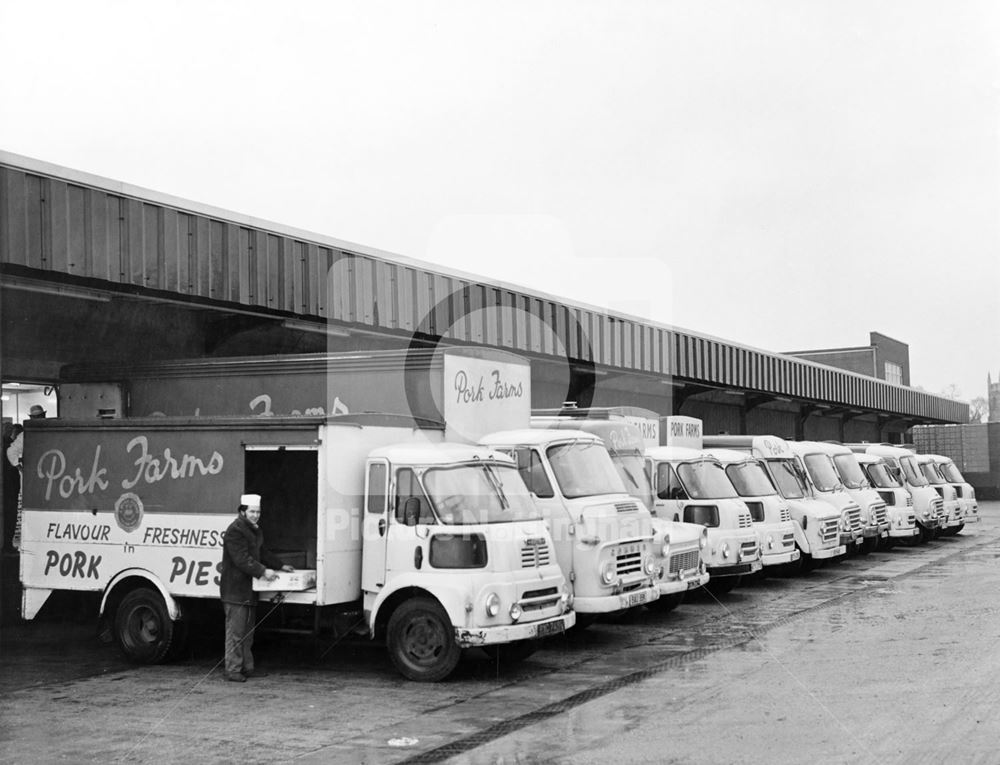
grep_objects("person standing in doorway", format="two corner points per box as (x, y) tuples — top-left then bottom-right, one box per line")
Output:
(219, 493), (294, 682)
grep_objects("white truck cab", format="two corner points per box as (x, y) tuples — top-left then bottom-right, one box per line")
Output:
(924, 454), (979, 532)
(701, 448), (800, 570)
(786, 442), (866, 552)
(913, 453), (964, 535)
(479, 428), (661, 620)
(803, 442), (891, 553)
(845, 444), (943, 543)
(531, 414), (710, 612)
(853, 452), (919, 542)
(646, 443), (762, 593)
(702, 435), (846, 570)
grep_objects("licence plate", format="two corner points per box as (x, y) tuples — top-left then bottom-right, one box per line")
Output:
(626, 591), (649, 607)
(686, 579), (703, 590)
(535, 620), (565, 638)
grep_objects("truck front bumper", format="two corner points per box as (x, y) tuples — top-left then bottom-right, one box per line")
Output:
(454, 612), (576, 647)
(658, 571), (710, 596)
(888, 526), (919, 538)
(811, 544), (848, 560)
(574, 582), (660, 614)
(761, 548), (800, 567)
(708, 560), (762, 578)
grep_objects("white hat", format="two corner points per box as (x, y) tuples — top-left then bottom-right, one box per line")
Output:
(240, 493), (261, 509)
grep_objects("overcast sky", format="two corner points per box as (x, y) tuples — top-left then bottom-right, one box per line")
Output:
(1, 1), (997, 403)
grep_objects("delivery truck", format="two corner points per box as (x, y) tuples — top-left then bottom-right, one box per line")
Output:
(922, 454), (978, 533)
(700, 448), (800, 571)
(912, 453), (964, 535)
(528, 409), (709, 611)
(795, 442), (890, 553)
(852, 452), (919, 545)
(845, 443), (943, 544)
(645, 417), (762, 593)
(702, 435), (847, 570)
(785, 442), (866, 552)
(26, 347), (574, 681)
(477, 426), (662, 624)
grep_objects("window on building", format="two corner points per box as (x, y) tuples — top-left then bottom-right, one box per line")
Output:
(884, 362), (902, 386)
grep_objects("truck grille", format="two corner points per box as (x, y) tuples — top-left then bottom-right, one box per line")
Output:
(738, 512), (753, 529)
(739, 541), (758, 560)
(781, 532), (795, 548)
(844, 506), (862, 532)
(519, 586), (560, 612)
(520, 540), (551, 568)
(820, 518), (839, 544)
(616, 546), (644, 576)
(779, 506), (791, 523)
(615, 502), (640, 514)
(869, 503), (887, 527)
(668, 549), (700, 574)
(931, 497), (943, 519)
(905, 495), (913, 507)
(744, 502), (764, 522)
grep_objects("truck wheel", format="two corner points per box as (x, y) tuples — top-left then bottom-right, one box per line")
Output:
(114, 588), (176, 664)
(648, 592), (685, 613)
(387, 598), (461, 682)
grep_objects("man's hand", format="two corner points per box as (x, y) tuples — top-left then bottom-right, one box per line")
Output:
(281, 564), (295, 573)
(263, 568), (278, 582)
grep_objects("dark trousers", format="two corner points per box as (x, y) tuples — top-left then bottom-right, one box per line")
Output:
(223, 602), (256, 676)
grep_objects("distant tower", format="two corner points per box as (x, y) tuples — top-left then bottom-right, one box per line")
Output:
(989, 372), (1000, 422)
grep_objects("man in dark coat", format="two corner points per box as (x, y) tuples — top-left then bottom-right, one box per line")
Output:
(220, 493), (293, 682)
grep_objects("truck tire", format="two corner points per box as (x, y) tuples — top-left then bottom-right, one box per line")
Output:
(114, 588), (177, 664)
(387, 598), (461, 682)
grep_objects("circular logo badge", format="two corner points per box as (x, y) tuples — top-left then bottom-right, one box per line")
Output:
(115, 492), (144, 533)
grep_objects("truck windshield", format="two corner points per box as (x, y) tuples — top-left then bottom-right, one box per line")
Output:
(832, 454), (870, 490)
(863, 462), (901, 489)
(423, 463), (541, 524)
(546, 440), (626, 499)
(938, 462), (964, 483)
(677, 460), (738, 499)
(803, 454), (842, 492)
(766, 459), (807, 499)
(725, 461), (777, 497)
(919, 463), (945, 485)
(899, 456), (928, 486)
(609, 451), (654, 509)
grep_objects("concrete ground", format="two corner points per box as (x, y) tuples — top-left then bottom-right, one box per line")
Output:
(1, 503), (997, 764)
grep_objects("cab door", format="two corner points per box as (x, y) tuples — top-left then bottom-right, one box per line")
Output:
(651, 461), (687, 521)
(360, 459), (390, 595)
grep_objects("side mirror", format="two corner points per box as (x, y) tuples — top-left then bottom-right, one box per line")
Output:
(403, 497), (421, 527)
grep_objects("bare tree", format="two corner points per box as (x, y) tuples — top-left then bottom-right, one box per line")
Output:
(968, 396), (988, 423)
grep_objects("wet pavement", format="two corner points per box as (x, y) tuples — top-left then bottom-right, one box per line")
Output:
(1, 504), (998, 764)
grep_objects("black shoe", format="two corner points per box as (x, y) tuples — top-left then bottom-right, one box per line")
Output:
(225, 672), (247, 683)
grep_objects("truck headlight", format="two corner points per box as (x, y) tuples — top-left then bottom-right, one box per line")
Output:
(721, 542), (730, 559)
(561, 585), (573, 611)
(699, 530), (708, 550)
(766, 534), (775, 550)
(485, 592), (501, 617)
(644, 555), (656, 576)
(660, 538), (670, 558)
(509, 602), (522, 622)
(601, 560), (617, 585)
